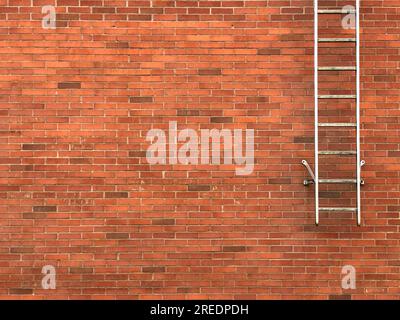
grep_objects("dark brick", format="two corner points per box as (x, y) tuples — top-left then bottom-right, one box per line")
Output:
(294, 136), (314, 143)
(142, 266), (166, 273)
(188, 185), (210, 191)
(106, 41), (129, 48)
(198, 68), (221, 76)
(140, 8), (164, 14)
(70, 158), (91, 164)
(374, 75), (396, 82)
(246, 96), (268, 103)
(56, 20), (68, 28)
(210, 117), (233, 123)
(329, 295), (352, 300)
(0, 186), (20, 191)
(257, 48), (281, 55)
(23, 212), (47, 219)
(22, 144), (45, 150)
(93, 7), (116, 13)
(9, 288), (33, 295)
(223, 246), (246, 252)
(129, 151), (147, 157)
(10, 165), (34, 171)
(177, 109), (200, 116)
(33, 206), (57, 212)
(152, 219), (175, 225)
(70, 267), (93, 274)
(10, 247), (34, 253)
(388, 151), (400, 157)
(58, 82), (81, 89)
(106, 233), (129, 239)
(129, 96), (154, 103)
(320, 191), (341, 199)
(269, 178), (291, 184)
(105, 192), (129, 198)
(57, 13), (79, 21)
(128, 15), (152, 21)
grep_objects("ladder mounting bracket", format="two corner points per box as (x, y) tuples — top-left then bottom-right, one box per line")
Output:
(301, 160), (315, 186)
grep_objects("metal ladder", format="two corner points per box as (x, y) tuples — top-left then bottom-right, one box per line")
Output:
(302, 0), (364, 226)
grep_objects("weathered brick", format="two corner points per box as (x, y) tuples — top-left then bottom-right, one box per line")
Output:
(105, 192), (129, 198)
(33, 206), (57, 212)
(269, 178), (291, 184)
(257, 48), (281, 55)
(23, 212), (47, 219)
(129, 96), (154, 103)
(22, 144), (46, 150)
(57, 82), (81, 89)
(294, 136), (314, 143)
(223, 246), (246, 252)
(152, 219), (175, 225)
(320, 191), (341, 199)
(177, 109), (200, 116)
(210, 117), (233, 123)
(106, 41), (129, 48)
(142, 266), (166, 273)
(198, 68), (221, 75)
(129, 151), (147, 157)
(70, 267), (93, 274)
(188, 185), (210, 191)
(70, 158), (91, 164)
(10, 247), (34, 253)
(329, 295), (352, 300)
(246, 96), (268, 103)
(9, 288), (33, 295)
(106, 233), (129, 239)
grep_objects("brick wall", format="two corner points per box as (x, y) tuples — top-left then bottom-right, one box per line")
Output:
(0, 0), (399, 299)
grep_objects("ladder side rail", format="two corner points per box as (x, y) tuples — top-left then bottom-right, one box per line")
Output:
(314, 0), (319, 225)
(356, 0), (361, 226)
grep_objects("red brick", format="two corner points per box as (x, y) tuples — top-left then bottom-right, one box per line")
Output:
(105, 192), (129, 198)
(70, 267), (93, 274)
(210, 117), (233, 123)
(32, 206), (57, 212)
(57, 82), (81, 89)
(22, 144), (46, 150)
(142, 266), (166, 273)
(106, 233), (130, 239)
(198, 68), (221, 75)
(188, 185), (210, 191)
(152, 219), (175, 225)
(9, 288), (33, 295)
(129, 96), (154, 103)
(222, 246), (246, 252)
(258, 48), (281, 55)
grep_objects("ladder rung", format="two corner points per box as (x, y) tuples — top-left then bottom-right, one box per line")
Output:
(319, 179), (357, 184)
(319, 151), (357, 155)
(319, 207), (357, 212)
(318, 66), (356, 71)
(318, 123), (357, 127)
(318, 95), (356, 99)
(318, 9), (356, 14)
(318, 38), (356, 42)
